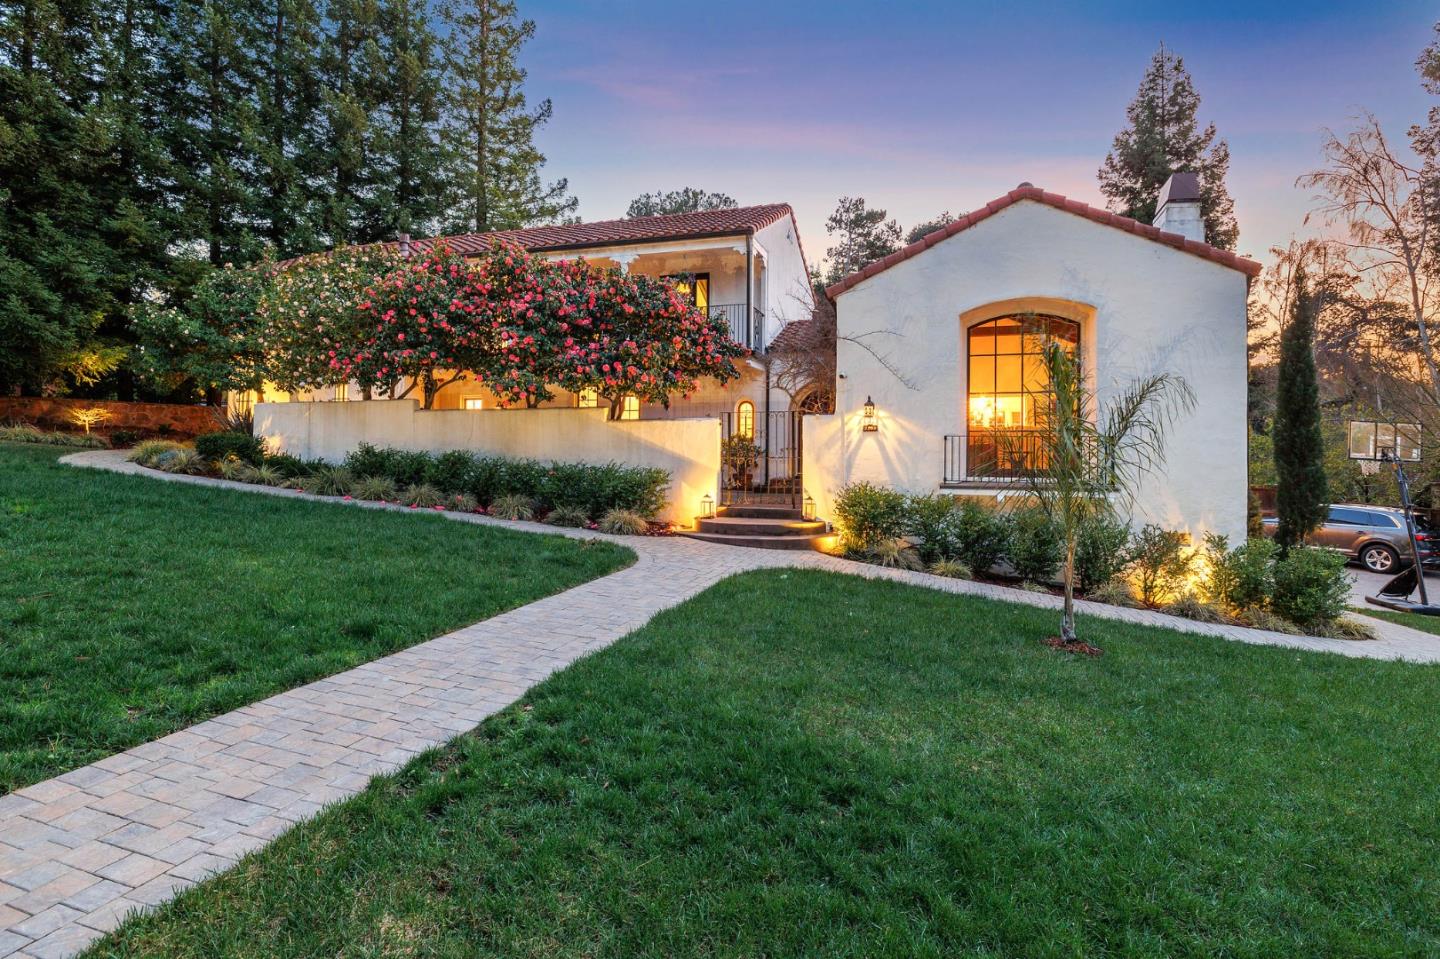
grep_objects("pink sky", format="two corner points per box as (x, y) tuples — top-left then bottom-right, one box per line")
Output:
(521, 0), (1438, 271)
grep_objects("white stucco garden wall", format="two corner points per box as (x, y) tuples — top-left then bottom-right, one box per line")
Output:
(255, 400), (720, 523)
(809, 199), (1251, 541)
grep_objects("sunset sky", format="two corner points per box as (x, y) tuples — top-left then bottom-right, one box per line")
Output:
(522, 0), (1437, 271)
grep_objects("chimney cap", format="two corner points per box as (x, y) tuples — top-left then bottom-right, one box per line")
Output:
(1157, 171), (1202, 208)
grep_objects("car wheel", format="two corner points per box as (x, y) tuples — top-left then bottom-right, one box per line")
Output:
(1360, 543), (1399, 573)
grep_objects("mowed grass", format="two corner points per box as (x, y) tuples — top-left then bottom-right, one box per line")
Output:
(94, 568), (1440, 958)
(1356, 605), (1440, 635)
(0, 444), (632, 792)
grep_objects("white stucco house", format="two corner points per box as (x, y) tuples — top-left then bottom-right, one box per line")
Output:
(257, 177), (1259, 540)
(806, 174), (1260, 541)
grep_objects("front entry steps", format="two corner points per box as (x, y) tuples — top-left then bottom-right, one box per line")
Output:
(683, 505), (830, 551)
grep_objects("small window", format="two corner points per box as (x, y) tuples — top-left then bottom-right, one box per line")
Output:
(576, 388), (599, 408)
(664, 272), (710, 310)
(736, 400), (755, 438)
(620, 396), (639, 421)
(462, 397), (484, 410)
(334, 383), (348, 402)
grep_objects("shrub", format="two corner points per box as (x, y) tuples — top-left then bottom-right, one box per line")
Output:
(426, 450), (476, 494)
(401, 483), (446, 508)
(867, 538), (924, 571)
(1312, 617), (1378, 641)
(546, 505), (591, 528)
(834, 481), (908, 554)
(194, 431), (265, 465)
(1086, 578), (1140, 608)
(264, 452), (310, 478)
(300, 466), (354, 496)
(1236, 605), (1302, 635)
(598, 508), (648, 535)
(217, 458), (257, 482)
(352, 475), (399, 502)
(1161, 594), (1229, 623)
(445, 492), (479, 513)
(156, 448), (206, 474)
(1127, 525), (1193, 606)
(1229, 538), (1279, 612)
(950, 499), (1011, 575)
(1271, 546), (1350, 628)
(343, 443), (431, 487)
(928, 557), (972, 579)
(251, 464), (286, 487)
(1007, 508), (1062, 582)
(128, 439), (186, 466)
(110, 428), (141, 447)
(490, 493), (535, 521)
(905, 493), (958, 564)
(0, 423), (107, 448)
(1073, 515), (1133, 593)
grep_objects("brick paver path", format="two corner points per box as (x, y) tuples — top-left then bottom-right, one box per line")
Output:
(3, 451), (1436, 957)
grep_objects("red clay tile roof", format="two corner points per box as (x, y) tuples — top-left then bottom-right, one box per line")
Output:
(415, 203), (798, 255)
(825, 185), (1262, 298)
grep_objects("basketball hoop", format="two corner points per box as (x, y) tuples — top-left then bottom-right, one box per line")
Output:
(1346, 419), (1439, 614)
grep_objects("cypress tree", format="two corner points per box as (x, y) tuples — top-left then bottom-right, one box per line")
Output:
(1098, 43), (1238, 250)
(314, 0), (384, 245)
(1273, 266), (1329, 548)
(252, 0), (325, 256)
(438, 0), (575, 233)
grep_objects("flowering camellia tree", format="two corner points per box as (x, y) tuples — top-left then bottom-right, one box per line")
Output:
(259, 245), (407, 399)
(131, 259), (274, 401)
(468, 248), (745, 417)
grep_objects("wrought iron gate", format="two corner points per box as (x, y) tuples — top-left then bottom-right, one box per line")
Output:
(719, 410), (803, 507)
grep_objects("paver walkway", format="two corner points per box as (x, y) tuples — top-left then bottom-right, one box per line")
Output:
(3, 451), (1437, 958)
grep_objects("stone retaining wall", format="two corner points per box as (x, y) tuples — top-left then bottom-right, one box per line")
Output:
(0, 396), (222, 437)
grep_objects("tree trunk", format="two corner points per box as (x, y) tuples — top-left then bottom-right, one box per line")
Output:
(1061, 537), (1078, 644)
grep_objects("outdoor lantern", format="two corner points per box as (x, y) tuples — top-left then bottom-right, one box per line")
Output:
(862, 396), (878, 432)
(701, 493), (715, 518)
(803, 493), (816, 521)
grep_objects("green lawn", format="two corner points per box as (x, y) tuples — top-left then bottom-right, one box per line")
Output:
(1355, 605), (1440, 635)
(0, 444), (632, 792)
(93, 568), (1440, 957)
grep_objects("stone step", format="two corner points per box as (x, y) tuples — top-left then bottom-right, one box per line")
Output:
(696, 516), (827, 536)
(681, 531), (829, 551)
(716, 504), (804, 520)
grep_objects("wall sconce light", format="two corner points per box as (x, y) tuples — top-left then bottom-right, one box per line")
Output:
(803, 493), (816, 521)
(862, 396), (878, 432)
(700, 493), (715, 519)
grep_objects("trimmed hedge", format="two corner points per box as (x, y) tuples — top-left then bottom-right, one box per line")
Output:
(194, 431), (266, 465)
(341, 443), (668, 519)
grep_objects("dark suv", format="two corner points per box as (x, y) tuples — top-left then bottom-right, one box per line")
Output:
(1262, 504), (1435, 573)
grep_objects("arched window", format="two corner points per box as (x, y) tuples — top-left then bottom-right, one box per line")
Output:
(967, 315), (1079, 431)
(736, 400), (755, 438)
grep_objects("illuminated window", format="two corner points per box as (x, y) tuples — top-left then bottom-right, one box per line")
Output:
(664, 272), (710, 311)
(736, 400), (755, 438)
(334, 383), (348, 402)
(462, 396), (484, 410)
(576, 388), (599, 408)
(620, 396), (639, 420)
(967, 315), (1079, 430)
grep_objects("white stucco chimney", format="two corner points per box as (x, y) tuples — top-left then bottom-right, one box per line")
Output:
(1152, 172), (1204, 244)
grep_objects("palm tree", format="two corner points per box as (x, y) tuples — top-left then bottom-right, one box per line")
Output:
(1005, 342), (1195, 648)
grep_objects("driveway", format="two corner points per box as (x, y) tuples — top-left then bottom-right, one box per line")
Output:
(1348, 564), (1440, 607)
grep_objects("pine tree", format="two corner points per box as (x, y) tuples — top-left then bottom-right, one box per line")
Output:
(626, 188), (737, 218)
(251, 0), (324, 256)
(370, 0), (445, 237)
(823, 196), (900, 285)
(438, 0), (575, 233)
(1098, 43), (1238, 250)
(1273, 266), (1329, 549)
(162, 0), (263, 265)
(314, 0), (384, 245)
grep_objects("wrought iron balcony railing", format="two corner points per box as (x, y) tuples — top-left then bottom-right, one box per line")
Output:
(943, 430), (1048, 483)
(709, 303), (766, 351)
